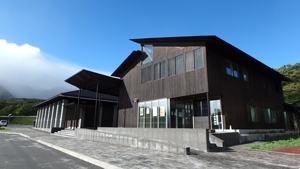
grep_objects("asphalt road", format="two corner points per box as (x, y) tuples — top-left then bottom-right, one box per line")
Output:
(0, 133), (102, 169)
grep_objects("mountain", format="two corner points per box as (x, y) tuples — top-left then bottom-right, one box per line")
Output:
(0, 82), (76, 100)
(0, 85), (15, 99)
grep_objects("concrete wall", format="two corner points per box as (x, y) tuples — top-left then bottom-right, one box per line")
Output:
(75, 128), (209, 154)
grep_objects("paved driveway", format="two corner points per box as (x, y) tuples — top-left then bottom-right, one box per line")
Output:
(3, 127), (300, 169)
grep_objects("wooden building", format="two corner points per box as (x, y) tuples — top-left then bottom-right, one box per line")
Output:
(34, 90), (118, 131)
(111, 36), (298, 130)
(64, 36), (298, 131)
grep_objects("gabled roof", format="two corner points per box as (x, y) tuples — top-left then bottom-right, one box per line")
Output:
(129, 35), (290, 81)
(65, 69), (122, 96)
(34, 90), (118, 107)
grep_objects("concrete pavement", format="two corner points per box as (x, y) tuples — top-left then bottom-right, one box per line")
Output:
(2, 127), (300, 169)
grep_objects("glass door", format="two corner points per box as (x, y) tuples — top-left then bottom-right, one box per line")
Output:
(210, 99), (223, 129)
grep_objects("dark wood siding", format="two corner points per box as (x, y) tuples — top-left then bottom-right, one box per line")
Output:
(118, 46), (209, 127)
(206, 45), (285, 129)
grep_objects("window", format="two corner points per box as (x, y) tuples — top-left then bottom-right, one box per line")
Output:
(185, 51), (194, 72)
(263, 108), (277, 123)
(226, 60), (232, 75)
(169, 55), (183, 76)
(141, 66), (152, 83)
(225, 60), (238, 78)
(263, 108), (271, 123)
(194, 48), (204, 69)
(170, 99), (193, 128)
(243, 68), (249, 81)
(176, 55), (183, 74)
(232, 63), (238, 78)
(138, 98), (168, 128)
(250, 105), (258, 122)
(142, 44), (153, 65)
(168, 57), (175, 76)
(270, 109), (277, 123)
(154, 60), (166, 80)
(185, 48), (204, 72)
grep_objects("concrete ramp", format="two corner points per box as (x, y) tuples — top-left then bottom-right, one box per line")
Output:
(75, 128), (210, 155)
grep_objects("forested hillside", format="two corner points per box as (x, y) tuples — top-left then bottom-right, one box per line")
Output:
(0, 85), (14, 99)
(0, 98), (43, 116)
(275, 63), (300, 107)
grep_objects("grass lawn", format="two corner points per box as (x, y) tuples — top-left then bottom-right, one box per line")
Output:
(240, 136), (300, 151)
(0, 128), (11, 131)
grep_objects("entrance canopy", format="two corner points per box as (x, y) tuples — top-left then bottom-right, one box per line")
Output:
(65, 69), (122, 96)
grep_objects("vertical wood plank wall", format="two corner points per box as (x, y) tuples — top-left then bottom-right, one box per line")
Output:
(118, 46), (209, 127)
(206, 45), (285, 129)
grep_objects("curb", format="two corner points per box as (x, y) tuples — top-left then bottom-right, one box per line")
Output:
(0, 131), (122, 169)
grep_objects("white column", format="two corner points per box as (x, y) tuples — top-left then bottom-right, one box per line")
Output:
(59, 99), (68, 128)
(35, 108), (40, 128)
(46, 104), (52, 128)
(80, 108), (85, 128)
(44, 106), (49, 128)
(49, 103), (56, 128)
(78, 108), (82, 128)
(39, 107), (45, 128)
(54, 101), (61, 128)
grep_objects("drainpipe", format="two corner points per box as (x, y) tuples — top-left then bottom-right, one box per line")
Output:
(207, 92), (211, 130)
(93, 81), (99, 130)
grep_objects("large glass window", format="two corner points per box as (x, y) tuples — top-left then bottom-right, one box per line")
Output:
(138, 103), (145, 128)
(186, 48), (203, 72)
(170, 99), (193, 128)
(138, 98), (168, 128)
(168, 55), (183, 76)
(142, 44), (153, 65)
(210, 100), (223, 129)
(141, 66), (152, 83)
(154, 60), (166, 80)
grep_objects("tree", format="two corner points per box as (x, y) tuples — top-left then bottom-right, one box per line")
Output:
(0, 105), (17, 116)
(18, 103), (37, 116)
(275, 63), (300, 107)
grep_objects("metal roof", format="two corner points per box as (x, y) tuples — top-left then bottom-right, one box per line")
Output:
(65, 69), (122, 96)
(34, 90), (118, 107)
(129, 35), (290, 81)
(111, 51), (147, 78)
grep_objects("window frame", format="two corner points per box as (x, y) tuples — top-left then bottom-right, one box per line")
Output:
(154, 60), (166, 80)
(168, 55), (184, 76)
(225, 59), (239, 78)
(243, 67), (249, 82)
(249, 105), (258, 123)
(141, 65), (152, 84)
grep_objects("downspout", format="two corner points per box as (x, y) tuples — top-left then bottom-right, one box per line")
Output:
(93, 81), (99, 130)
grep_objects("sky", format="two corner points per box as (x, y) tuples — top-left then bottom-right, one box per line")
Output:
(0, 0), (299, 98)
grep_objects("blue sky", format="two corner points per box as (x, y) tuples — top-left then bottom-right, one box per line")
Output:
(0, 0), (299, 98)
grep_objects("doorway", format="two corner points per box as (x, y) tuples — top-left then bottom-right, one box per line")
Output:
(210, 99), (223, 129)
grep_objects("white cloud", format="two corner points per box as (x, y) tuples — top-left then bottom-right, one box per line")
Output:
(0, 40), (82, 99)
